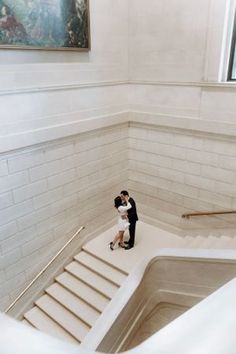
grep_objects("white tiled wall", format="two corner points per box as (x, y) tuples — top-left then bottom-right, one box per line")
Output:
(0, 124), (128, 310)
(128, 124), (236, 231)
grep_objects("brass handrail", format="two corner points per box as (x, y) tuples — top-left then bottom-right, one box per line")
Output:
(182, 210), (236, 219)
(5, 225), (85, 314)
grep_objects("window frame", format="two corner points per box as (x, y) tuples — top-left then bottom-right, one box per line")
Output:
(228, 9), (236, 81)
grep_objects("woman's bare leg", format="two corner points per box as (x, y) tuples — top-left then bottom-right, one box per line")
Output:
(119, 232), (125, 247)
(110, 231), (124, 250)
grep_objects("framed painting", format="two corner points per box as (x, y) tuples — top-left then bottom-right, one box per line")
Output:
(0, 0), (90, 51)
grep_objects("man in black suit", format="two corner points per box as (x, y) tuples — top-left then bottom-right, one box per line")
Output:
(120, 190), (138, 250)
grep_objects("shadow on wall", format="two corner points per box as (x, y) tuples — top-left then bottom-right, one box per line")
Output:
(0, 50), (90, 65)
(97, 254), (236, 353)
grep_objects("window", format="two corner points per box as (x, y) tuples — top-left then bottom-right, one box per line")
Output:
(228, 9), (236, 80)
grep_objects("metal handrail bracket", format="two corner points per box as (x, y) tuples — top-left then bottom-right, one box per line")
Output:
(5, 225), (85, 313)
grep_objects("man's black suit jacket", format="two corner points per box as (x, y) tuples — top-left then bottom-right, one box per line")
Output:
(127, 197), (138, 223)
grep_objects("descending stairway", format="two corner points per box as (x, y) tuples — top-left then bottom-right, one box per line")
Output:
(183, 234), (236, 249)
(21, 223), (236, 346)
(22, 248), (128, 345)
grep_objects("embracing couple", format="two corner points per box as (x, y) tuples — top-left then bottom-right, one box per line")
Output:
(109, 190), (138, 251)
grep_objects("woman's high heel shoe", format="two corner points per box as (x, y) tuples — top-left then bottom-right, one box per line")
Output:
(109, 242), (114, 251)
(118, 242), (125, 248)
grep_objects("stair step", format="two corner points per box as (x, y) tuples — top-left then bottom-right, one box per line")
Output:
(74, 251), (126, 286)
(65, 261), (119, 299)
(56, 272), (109, 313)
(228, 237), (236, 249)
(191, 236), (213, 248)
(205, 235), (224, 248)
(22, 319), (33, 328)
(184, 235), (236, 249)
(184, 236), (208, 247)
(212, 239), (232, 249)
(46, 283), (99, 327)
(82, 247), (129, 276)
(36, 294), (90, 342)
(24, 306), (78, 344)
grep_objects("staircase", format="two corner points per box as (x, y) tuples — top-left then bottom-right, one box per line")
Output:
(22, 248), (128, 345)
(183, 234), (236, 249)
(21, 222), (236, 346)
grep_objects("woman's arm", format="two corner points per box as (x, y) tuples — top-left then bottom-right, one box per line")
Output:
(118, 202), (132, 212)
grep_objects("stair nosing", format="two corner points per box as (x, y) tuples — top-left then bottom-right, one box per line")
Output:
(82, 248), (129, 276)
(35, 300), (84, 343)
(55, 275), (104, 314)
(22, 316), (37, 329)
(25, 306), (81, 344)
(74, 257), (121, 287)
(23, 246), (128, 344)
(65, 265), (112, 301)
(22, 318), (34, 327)
(45, 287), (94, 328)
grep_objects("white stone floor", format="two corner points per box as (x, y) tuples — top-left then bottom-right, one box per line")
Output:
(84, 221), (185, 274)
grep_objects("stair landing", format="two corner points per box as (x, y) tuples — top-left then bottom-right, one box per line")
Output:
(83, 221), (185, 274)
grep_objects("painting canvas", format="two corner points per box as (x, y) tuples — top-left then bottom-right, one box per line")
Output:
(0, 0), (90, 51)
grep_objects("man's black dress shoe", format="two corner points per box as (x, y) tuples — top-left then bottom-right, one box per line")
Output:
(124, 245), (133, 250)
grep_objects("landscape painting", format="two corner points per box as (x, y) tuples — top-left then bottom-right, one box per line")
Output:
(0, 0), (90, 51)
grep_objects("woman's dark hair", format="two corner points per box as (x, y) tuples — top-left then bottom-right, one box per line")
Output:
(120, 190), (129, 196)
(114, 196), (122, 209)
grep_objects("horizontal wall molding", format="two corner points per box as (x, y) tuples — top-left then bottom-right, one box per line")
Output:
(0, 112), (128, 154)
(1, 79), (236, 96)
(1, 104), (129, 136)
(130, 80), (236, 89)
(2, 108), (236, 154)
(129, 111), (236, 140)
(0, 81), (128, 96)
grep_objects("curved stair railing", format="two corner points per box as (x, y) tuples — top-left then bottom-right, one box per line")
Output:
(5, 226), (85, 314)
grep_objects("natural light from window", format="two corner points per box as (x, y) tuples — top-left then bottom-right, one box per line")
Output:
(228, 8), (236, 80)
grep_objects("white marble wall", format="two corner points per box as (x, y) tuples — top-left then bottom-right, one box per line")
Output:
(0, 0), (129, 308)
(1, 0), (236, 311)
(128, 123), (236, 231)
(0, 124), (128, 310)
(127, 0), (236, 230)
(128, 0), (236, 124)
(129, 0), (211, 82)
(0, 0), (129, 153)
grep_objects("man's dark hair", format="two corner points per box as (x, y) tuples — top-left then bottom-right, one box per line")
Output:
(120, 190), (129, 196)
(114, 196), (122, 209)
